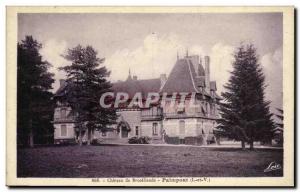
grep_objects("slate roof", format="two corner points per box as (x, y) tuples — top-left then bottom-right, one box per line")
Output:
(160, 59), (197, 94)
(112, 78), (161, 99)
(159, 58), (222, 100)
(55, 57), (221, 100)
(54, 81), (68, 97)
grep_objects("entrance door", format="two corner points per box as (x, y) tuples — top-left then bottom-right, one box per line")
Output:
(121, 125), (128, 138)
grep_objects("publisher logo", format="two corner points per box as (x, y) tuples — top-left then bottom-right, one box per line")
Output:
(264, 162), (281, 173)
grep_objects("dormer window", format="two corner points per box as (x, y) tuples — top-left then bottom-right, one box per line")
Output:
(61, 108), (66, 119)
(177, 104), (185, 114)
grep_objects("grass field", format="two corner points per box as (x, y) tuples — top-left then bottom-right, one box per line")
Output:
(17, 145), (283, 177)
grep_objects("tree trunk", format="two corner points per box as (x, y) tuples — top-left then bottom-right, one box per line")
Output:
(28, 119), (34, 148)
(87, 128), (91, 145)
(241, 140), (245, 150)
(249, 140), (254, 150)
(78, 130), (83, 146)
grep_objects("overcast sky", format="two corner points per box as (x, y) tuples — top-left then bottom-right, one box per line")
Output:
(18, 13), (283, 115)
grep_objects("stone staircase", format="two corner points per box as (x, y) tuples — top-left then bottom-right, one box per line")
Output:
(151, 138), (165, 144)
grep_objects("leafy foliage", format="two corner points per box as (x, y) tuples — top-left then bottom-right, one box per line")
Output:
(17, 36), (55, 146)
(275, 108), (284, 128)
(60, 45), (117, 144)
(216, 44), (274, 148)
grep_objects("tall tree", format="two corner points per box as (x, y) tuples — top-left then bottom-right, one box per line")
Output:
(17, 36), (55, 147)
(216, 44), (274, 150)
(60, 45), (117, 145)
(275, 108), (284, 128)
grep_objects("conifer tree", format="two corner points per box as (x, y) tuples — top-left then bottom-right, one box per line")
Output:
(60, 45), (117, 145)
(17, 36), (55, 147)
(217, 44), (274, 150)
(275, 108), (284, 128)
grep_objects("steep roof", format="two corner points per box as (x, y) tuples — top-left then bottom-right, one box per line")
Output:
(54, 81), (68, 97)
(54, 78), (161, 99)
(55, 57), (222, 100)
(160, 58), (211, 96)
(160, 59), (198, 94)
(112, 78), (161, 99)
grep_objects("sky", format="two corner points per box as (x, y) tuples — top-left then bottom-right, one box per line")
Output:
(18, 13), (283, 115)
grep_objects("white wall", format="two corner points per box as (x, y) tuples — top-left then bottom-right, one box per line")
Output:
(163, 118), (216, 138)
(140, 121), (162, 138)
(54, 123), (75, 139)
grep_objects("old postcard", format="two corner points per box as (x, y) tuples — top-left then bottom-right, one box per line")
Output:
(6, 6), (294, 187)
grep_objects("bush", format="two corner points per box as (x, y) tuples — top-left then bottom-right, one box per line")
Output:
(139, 136), (151, 144)
(128, 136), (139, 144)
(91, 138), (103, 145)
(128, 136), (151, 144)
(184, 136), (204, 145)
(164, 135), (180, 145)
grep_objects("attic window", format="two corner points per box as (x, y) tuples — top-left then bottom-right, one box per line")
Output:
(61, 108), (67, 119)
(177, 105), (185, 113)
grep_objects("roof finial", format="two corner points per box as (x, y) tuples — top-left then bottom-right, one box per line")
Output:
(127, 68), (132, 80)
(177, 51), (179, 60)
(186, 48), (189, 57)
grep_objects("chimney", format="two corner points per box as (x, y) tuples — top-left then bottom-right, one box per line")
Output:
(133, 75), (138, 80)
(198, 56), (203, 76)
(160, 74), (167, 89)
(59, 79), (66, 87)
(204, 56), (210, 93)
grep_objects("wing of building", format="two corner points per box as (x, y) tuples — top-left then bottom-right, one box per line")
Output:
(53, 54), (222, 145)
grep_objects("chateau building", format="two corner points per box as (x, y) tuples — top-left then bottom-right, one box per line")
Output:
(53, 54), (222, 145)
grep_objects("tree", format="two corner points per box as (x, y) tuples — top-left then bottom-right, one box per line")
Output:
(275, 108), (284, 128)
(216, 44), (274, 150)
(60, 45), (117, 145)
(17, 36), (55, 147)
(272, 108), (284, 145)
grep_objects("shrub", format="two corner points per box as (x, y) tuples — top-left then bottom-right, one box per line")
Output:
(184, 136), (204, 145)
(164, 135), (180, 145)
(128, 136), (139, 144)
(139, 136), (151, 144)
(128, 136), (151, 144)
(91, 138), (103, 145)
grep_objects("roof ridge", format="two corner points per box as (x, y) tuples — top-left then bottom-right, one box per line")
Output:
(187, 59), (200, 93)
(159, 59), (178, 92)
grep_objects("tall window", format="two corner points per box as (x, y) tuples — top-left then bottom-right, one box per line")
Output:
(179, 120), (185, 135)
(152, 123), (158, 136)
(61, 108), (66, 119)
(61, 125), (67, 136)
(196, 121), (202, 135)
(135, 126), (139, 136)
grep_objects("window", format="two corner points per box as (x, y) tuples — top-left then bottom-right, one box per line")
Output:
(61, 125), (67, 136)
(179, 120), (185, 134)
(210, 103), (214, 115)
(135, 126), (139, 136)
(152, 123), (158, 136)
(61, 108), (66, 119)
(196, 121), (202, 135)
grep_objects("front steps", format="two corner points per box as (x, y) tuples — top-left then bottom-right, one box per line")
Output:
(151, 138), (165, 144)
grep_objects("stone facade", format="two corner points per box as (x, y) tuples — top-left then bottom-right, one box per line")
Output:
(53, 54), (221, 145)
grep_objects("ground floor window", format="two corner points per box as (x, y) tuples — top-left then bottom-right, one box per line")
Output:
(135, 126), (139, 136)
(196, 121), (203, 135)
(61, 124), (67, 136)
(179, 120), (185, 135)
(152, 123), (158, 136)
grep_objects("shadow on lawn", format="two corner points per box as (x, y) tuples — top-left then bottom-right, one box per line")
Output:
(208, 147), (283, 152)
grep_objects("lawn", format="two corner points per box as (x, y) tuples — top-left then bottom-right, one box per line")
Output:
(17, 145), (283, 177)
